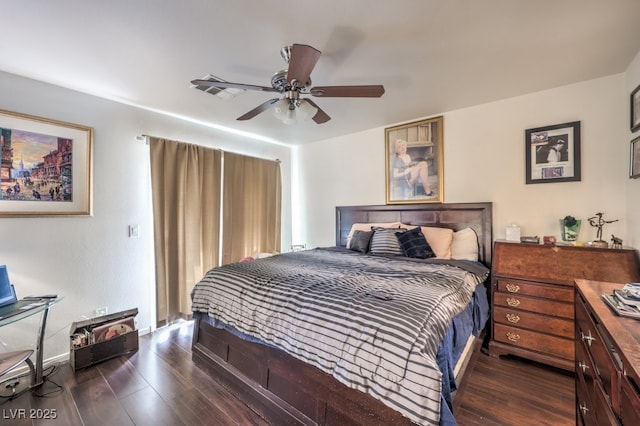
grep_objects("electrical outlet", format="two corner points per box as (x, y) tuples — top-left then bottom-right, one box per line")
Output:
(129, 225), (139, 238)
(95, 307), (108, 316)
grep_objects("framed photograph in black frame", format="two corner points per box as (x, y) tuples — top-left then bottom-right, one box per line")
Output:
(631, 83), (640, 132)
(525, 121), (581, 184)
(631, 135), (640, 179)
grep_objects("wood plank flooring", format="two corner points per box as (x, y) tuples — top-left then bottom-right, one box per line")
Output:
(0, 322), (575, 425)
(453, 345), (575, 425)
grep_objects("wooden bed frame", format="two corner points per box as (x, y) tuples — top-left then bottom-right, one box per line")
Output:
(192, 202), (493, 425)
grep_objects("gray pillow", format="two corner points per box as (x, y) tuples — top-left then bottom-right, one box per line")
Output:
(369, 227), (406, 256)
(396, 227), (435, 259)
(348, 230), (372, 253)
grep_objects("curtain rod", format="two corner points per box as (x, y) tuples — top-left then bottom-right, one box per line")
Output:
(136, 134), (281, 163)
(135, 134), (149, 144)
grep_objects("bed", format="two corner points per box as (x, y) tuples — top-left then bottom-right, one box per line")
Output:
(191, 202), (492, 426)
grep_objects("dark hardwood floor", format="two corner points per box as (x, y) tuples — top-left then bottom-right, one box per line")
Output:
(453, 345), (575, 425)
(0, 322), (575, 425)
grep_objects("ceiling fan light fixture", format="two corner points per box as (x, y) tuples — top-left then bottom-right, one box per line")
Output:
(191, 43), (382, 125)
(273, 98), (296, 124)
(280, 45), (292, 64)
(284, 108), (296, 125)
(297, 100), (318, 121)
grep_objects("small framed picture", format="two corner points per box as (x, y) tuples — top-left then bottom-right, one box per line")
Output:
(525, 121), (581, 184)
(631, 83), (640, 133)
(631, 136), (640, 179)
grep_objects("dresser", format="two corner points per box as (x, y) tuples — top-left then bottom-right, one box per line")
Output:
(489, 241), (640, 371)
(575, 280), (640, 425)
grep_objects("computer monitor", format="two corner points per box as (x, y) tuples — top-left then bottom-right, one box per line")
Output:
(0, 265), (17, 307)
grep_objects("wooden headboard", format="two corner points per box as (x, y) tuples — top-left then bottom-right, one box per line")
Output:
(336, 202), (493, 266)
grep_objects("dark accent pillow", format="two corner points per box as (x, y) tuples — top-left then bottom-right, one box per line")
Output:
(396, 227), (435, 259)
(348, 230), (373, 253)
(370, 227), (406, 256)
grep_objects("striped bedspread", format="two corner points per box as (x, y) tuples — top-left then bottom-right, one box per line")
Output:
(191, 247), (489, 425)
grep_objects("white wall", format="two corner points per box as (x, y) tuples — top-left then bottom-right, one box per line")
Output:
(297, 74), (634, 251)
(3, 57), (638, 365)
(0, 71), (292, 363)
(626, 50), (640, 248)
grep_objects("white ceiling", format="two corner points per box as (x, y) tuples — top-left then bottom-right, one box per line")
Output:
(2, 1), (640, 146)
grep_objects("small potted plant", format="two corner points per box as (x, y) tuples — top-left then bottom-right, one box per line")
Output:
(560, 215), (581, 241)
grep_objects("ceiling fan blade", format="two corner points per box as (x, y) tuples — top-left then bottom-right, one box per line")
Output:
(303, 99), (331, 124)
(191, 79), (279, 93)
(287, 44), (321, 87)
(237, 98), (280, 120)
(309, 85), (385, 98)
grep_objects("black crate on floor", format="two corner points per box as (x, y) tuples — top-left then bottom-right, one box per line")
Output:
(69, 308), (138, 370)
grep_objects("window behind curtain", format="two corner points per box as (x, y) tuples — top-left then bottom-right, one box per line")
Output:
(222, 152), (281, 265)
(149, 138), (281, 327)
(149, 138), (222, 327)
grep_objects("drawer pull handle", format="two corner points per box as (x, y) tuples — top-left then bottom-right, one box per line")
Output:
(579, 403), (589, 416)
(506, 297), (520, 307)
(581, 330), (596, 347)
(505, 283), (520, 293)
(578, 361), (589, 373)
(506, 332), (520, 342)
(506, 314), (520, 323)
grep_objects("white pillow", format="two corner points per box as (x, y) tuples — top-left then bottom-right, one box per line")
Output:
(254, 252), (277, 259)
(450, 227), (479, 261)
(345, 222), (401, 247)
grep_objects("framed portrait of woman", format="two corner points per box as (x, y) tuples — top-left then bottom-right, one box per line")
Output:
(385, 116), (444, 204)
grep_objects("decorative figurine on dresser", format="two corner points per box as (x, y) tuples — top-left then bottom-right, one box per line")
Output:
(488, 240), (640, 371)
(588, 212), (619, 248)
(611, 235), (623, 249)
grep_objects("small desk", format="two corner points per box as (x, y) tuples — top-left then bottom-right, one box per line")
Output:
(0, 297), (62, 388)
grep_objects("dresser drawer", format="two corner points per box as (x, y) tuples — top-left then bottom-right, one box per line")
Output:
(496, 278), (574, 302)
(576, 373), (597, 426)
(621, 376), (640, 425)
(494, 292), (574, 319)
(576, 335), (596, 391)
(494, 306), (573, 338)
(593, 380), (619, 425)
(576, 353), (619, 425)
(492, 242), (640, 285)
(493, 323), (574, 360)
(574, 280), (640, 425)
(576, 295), (620, 407)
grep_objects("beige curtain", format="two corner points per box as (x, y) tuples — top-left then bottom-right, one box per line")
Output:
(222, 152), (281, 264)
(149, 138), (221, 327)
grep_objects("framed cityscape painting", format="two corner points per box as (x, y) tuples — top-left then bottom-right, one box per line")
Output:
(0, 109), (93, 216)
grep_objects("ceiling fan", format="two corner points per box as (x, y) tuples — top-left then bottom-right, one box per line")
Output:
(191, 43), (385, 124)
